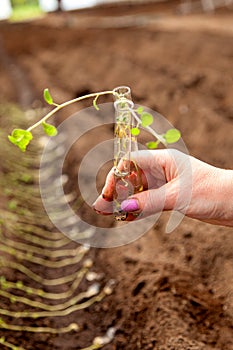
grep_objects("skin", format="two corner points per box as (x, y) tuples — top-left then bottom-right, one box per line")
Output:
(93, 149), (233, 227)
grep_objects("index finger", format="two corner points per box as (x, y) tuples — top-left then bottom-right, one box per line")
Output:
(101, 167), (115, 202)
(101, 159), (149, 202)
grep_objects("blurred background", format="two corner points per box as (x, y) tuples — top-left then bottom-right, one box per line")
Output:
(0, 1), (233, 349)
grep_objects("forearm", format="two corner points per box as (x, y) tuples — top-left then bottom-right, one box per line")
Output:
(213, 169), (233, 226)
(187, 165), (233, 227)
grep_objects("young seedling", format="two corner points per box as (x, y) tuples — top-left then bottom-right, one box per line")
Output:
(0, 117), (116, 349)
(8, 86), (181, 220)
(8, 87), (180, 152)
(110, 86), (181, 220)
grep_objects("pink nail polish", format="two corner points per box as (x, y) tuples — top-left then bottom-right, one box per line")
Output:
(121, 199), (139, 212)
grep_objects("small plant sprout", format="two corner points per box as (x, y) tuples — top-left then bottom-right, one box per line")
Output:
(92, 327), (116, 348)
(8, 88), (115, 152)
(111, 86), (180, 221)
(1, 117), (117, 349)
(112, 86), (144, 220)
(8, 86), (181, 221)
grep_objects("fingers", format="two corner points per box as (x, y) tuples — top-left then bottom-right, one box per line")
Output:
(92, 194), (113, 215)
(92, 183), (175, 219)
(101, 149), (171, 199)
(101, 149), (183, 200)
(101, 167), (115, 201)
(101, 160), (135, 202)
(130, 149), (167, 170)
(93, 149), (181, 219)
(121, 182), (177, 220)
(101, 160), (149, 201)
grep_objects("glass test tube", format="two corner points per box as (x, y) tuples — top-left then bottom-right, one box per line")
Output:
(113, 86), (143, 221)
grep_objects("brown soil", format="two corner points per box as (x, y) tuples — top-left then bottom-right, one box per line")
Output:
(0, 2), (233, 349)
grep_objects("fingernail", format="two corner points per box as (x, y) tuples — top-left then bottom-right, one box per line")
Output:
(121, 199), (139, 212)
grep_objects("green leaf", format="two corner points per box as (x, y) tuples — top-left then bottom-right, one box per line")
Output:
(16, 281), (23, 288)
(42, 122), (58, 136)
(164, 129), (181, 143)
(0, 277), (6, 284)
(146, 141), (159, 149)
(141, 112), (154, 127)
(7, 200), (18, 210)
(43, 88), (53, 105)
(8, 129), (33, 152)
(10, 296), (16, 303)
(137, 106), (144, 115)
(19, 173), (33, 184)
(131, 127), (140, 136)
(93, 95), (100, 111)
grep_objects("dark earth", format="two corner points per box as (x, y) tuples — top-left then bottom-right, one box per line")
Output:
(0, 1), (233, 349)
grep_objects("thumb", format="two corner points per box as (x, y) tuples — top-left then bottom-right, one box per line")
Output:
(121, 182), (177, 218)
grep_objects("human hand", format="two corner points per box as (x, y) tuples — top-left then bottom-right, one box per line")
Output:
(93, 149), (233, 227)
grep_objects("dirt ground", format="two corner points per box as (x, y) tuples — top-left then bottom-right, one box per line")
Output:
(0, 2), (233, 349)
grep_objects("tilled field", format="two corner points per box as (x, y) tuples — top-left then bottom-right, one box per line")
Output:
(0, 3), (232, 349)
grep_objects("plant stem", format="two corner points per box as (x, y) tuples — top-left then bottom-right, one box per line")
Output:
(0, 267), (88, 300)
(0, 291), (105, 318)
(0, 320), (79, 333)
(130, 108), (167, 145)
(0, 258), (86, 286)
(0, 243), (88, 268)
(27, 91), (115, 132)
(0, 234), (87, 258)
(0, 338), (26, 350)
(0, 282), (99, 311)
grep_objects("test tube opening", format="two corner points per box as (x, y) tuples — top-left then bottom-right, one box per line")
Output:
(113, 86), (132, 101)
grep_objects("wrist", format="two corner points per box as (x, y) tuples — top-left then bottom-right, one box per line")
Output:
(186, 161), (233, 227)
(216, 169), (233, 226)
